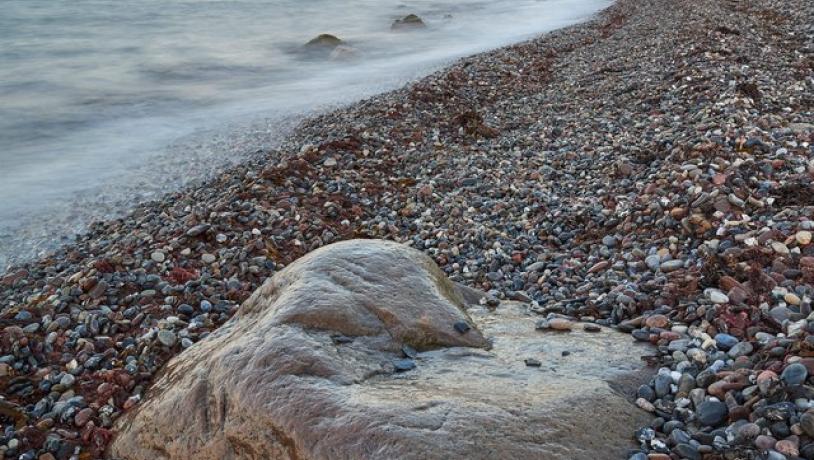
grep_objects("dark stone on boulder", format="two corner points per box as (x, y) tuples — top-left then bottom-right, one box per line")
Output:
(453, 321), (471, 334)
(524, 358), (542, 367)
(393, 358), (416, 372)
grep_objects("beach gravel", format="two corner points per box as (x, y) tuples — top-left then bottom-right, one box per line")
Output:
(1, 0), (813, 457)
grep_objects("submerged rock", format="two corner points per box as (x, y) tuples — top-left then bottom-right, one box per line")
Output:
(304, 33), (343, 51)
(109, 239), (649, 460)
(391, 14), (426, 31)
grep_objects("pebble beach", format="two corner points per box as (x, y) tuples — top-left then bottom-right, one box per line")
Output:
(1, 0), (813, 457)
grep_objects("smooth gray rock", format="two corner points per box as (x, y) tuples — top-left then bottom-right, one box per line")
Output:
(110, 240), (649, 460)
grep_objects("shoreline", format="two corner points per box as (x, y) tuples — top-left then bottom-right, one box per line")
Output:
(0, 0), (609, 273)
(2, 0), (814, 457)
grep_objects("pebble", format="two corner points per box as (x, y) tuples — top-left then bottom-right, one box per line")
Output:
(583, 323), (601, 332)
(150, 251), (165, 263)
(636, 398), (655, 412)
(660, 260), (684, 273)
(704, 289), (729, 304)
(644, 315), (669, 329)
(645, 255), (661, 271)
(772, 242), (790, 255)
(59, 374), (75, 387)
(524, 358), (542, 367)
(392, 358), (416, 372)
(157, 330), (177, 348)
(186, 224), (210, 237)
(800, 411), (814, 437)
(781, 363), (808, 386)
(714, 333), (738, 351)
(756, 435), (777, 450)
(727, 341), (753, 358)
(453, 321), (471, 334)
(784, 293), (801, 306)
(696, 400), (728, 427)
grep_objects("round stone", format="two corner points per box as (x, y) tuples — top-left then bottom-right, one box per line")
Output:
(776, 439), (799, 457)
(674, 443), (700, 460)
(660, 260), (684, 272)
(797, 231), (812, 245)
(636, 398), (655, 412)
(157, 330), (177, 347)
(547, 318), (573, 331)
(696, 400), (728, 427)
(637, 384), (655, 402)
(755, 434), (777, 450)
(781, 363), (808, 386)
(14, 310), (32, 322)
(800, 411), (814, 437)
(771, 241), (790, 255)
(727, 341), (754, 358)
(74, 408), (94, 427)
(770, 306), (791, 323)
(150, 251), (165, 263)
(645, 254), (661, 271)
(392, 358), (415, 372)
(59, 374), (76, 386)
(186, 224), (210, 237)
(714, 333), (738, 351)
(705, 288), (729, 304)
(654, 374), (672, 397)
(645, 314), (669, 329)
(785, 293), (801, 306)
(201, 254), (217, 264)
(737, 423), (760, 440)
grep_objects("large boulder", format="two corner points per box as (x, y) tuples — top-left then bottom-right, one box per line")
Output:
(109, 239), (649, 460)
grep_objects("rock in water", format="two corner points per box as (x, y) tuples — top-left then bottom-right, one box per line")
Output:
(391, 14), (426, 31)
(304, 33), (343, 51)
(109, 239), (649, 460)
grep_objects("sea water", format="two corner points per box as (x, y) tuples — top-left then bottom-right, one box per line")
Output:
(0, 0), (609, 269)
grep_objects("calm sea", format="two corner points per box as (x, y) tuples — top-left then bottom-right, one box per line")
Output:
(0, 0), (608, 269)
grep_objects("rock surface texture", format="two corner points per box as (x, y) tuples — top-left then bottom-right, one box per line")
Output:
(109, 240), (648, 460)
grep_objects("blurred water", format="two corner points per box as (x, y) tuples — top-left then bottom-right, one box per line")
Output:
(0, 0), (608, 270)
